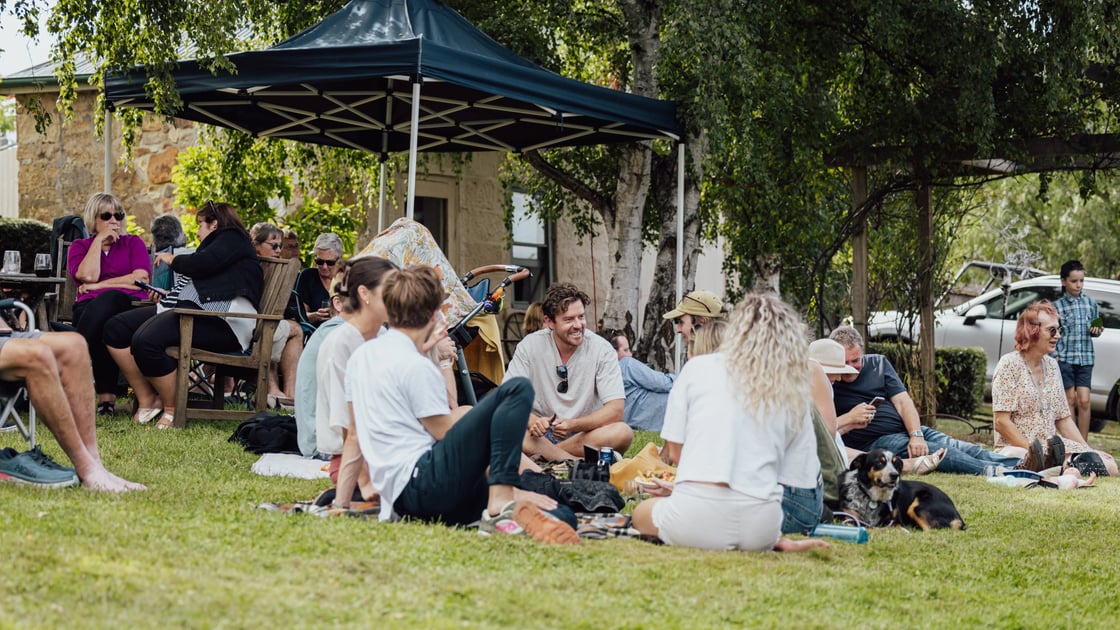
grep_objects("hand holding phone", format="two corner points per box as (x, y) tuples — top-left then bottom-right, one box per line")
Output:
(134, 279), (168, 297)
(869, 396), (885, 407)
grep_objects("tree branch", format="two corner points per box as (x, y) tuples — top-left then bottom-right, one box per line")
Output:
(522, 149), (614, 218)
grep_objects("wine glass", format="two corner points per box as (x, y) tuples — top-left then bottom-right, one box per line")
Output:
(34, 253), (53, 277)
(2, 250), (20, 274)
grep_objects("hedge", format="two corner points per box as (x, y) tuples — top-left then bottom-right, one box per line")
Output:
(0, 217), (52, 274)
(867, 342), (987, 418)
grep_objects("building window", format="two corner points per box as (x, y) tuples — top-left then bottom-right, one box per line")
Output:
(415, 196), (448, 252)
(510, 191), (551, 305)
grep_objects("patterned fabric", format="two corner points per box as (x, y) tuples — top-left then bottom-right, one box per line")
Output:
(990, 351), (1087, 454)
(1053, 293), (1099, 366)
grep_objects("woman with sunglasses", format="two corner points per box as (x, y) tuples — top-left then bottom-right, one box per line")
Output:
(991, 300), (1118, 474)
(295, 232), (344, 329)
(104, 201), (263, 429)
(250, 221), (303, 406)
(67, 192), (153, 416)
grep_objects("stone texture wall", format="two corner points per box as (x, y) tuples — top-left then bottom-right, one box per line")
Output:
(15, 90), (197, 230)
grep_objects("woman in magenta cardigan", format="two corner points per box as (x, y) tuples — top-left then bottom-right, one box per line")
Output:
(67, 193), (152, 416)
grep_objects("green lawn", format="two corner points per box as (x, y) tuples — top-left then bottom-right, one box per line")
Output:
(3, 415), (1119, 629)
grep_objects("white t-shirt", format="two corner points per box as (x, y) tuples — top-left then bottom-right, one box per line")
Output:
(347, 328), (450, 522)
(504, 329), (624, 419)
(314, 321), (367, 455)
(661, 353), (817, 502)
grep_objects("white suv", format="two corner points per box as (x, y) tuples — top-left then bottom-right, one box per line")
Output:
(866, 275), (1120, 429)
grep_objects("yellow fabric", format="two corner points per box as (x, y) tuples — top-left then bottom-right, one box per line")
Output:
(609, 442), (676, 492)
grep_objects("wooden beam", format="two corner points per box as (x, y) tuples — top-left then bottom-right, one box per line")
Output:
(850, 166), (869, 345)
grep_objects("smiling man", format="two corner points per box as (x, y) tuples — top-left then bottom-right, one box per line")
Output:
(505, 282), (632, 461)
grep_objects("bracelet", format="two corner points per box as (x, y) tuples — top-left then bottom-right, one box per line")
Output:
(909, 430), (924, 438)
(439, 359), (453, 369)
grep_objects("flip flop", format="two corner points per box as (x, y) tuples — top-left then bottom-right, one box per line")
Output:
(134, 407), (163, 424)
(155, 413), (176, 430)
(911, 448), (946, 475)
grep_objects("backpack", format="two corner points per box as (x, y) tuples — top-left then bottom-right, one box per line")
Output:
(228, 411), (301, 454)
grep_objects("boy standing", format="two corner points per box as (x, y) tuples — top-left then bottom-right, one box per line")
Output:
(1053, 260), (1103, 439)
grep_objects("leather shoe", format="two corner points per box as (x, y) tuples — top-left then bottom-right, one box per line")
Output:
(1015, 438), (1045, 472)
(1046, 435), (1066, 469)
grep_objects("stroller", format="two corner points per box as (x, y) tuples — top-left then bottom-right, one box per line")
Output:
(449, 264), (530, 405)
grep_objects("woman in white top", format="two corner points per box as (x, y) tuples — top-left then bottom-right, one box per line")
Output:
(631, 293), (829, 552)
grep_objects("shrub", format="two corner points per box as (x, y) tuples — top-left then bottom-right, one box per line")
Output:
(0, 217), (51, 273)
(867, 342), (987, 418)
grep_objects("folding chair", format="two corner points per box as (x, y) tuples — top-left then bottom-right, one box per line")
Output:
(0, 298), (37, 448)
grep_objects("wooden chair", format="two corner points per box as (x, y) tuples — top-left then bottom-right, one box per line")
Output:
(165, 257), (299, 427)
(43, 237), (78, 325)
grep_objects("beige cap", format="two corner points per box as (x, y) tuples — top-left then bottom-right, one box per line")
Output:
(663, 290), (726, 320)
(809, 338), (859, 375)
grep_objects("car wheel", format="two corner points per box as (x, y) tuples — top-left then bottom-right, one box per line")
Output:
(1089, 416), (1107, 433)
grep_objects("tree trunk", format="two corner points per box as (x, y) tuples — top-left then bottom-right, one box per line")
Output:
(752, 252), (782, 294)
(639, 129), (706, 371)
(599, 0), (662, 335)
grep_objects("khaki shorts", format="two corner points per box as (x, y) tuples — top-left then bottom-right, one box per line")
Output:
(0, 330), (44, 355)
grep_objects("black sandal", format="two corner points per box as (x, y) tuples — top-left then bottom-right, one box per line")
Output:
(97, 401), (116, 416)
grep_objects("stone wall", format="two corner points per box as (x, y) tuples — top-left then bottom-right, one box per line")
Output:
(15, 90), (197, 229)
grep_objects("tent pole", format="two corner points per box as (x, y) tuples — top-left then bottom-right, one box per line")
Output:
(378, 156), (387, 232)
(103, 113), (113, 193)
(675, 142), (685, 372)
(406, 80), (422, 219)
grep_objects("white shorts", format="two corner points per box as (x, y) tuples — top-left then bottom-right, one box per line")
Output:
(651, 482), (782, 551)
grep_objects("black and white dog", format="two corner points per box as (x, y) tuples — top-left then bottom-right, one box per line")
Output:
(838, 448), (966, 530)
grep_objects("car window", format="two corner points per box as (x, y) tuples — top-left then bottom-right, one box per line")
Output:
(984, 286), (1061, 320)
(1085, 289), (1120, 329)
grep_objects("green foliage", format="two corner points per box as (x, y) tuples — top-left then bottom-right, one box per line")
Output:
(869, 341), (987, 418)
(279, 198), (362, 266)
(0, 97), (15, 135)
(171, 129), (292, 228)
(954, 172), (1120, 278)
(0, 217), (50, 272)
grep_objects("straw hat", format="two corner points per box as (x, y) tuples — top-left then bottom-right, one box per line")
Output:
(809, 339), (859, 375)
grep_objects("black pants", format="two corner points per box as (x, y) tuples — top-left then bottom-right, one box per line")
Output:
(73, 290), (139, 395)
(394, 377), (533, 526)
(103, 302), (240, 378)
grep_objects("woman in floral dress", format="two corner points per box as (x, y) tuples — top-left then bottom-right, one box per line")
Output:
(991, 300), (1117, 475)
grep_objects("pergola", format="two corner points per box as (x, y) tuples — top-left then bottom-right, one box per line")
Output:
(837, 133), (1120, 417)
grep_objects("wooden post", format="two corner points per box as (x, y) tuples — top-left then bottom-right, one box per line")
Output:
(917, 180), (937, 424)
(851, 167), (868, 345)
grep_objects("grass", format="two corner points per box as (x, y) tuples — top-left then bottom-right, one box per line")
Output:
(3, 412), (1120, 629)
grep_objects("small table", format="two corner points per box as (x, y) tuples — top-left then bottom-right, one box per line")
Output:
(0, 273), (66, 328)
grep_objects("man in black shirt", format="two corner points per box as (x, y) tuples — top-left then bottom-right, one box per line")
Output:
(829, 326), (1023, 475)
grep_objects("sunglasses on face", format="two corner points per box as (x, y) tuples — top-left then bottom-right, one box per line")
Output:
(100, 211), (126, 221)
(1030, 320), (1066, 336)
(315, 258), (338, 267)
(555, 365), (569, 394)
(265, 242), (281, 251)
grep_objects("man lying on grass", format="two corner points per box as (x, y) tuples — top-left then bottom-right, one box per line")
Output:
(0, 327), (145, 492)
(347, 265), (578, 544)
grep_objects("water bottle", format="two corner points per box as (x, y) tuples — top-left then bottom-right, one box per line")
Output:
(810, 523), (869, 544)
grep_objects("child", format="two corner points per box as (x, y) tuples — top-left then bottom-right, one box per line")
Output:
(1052, 260), (1102, 439)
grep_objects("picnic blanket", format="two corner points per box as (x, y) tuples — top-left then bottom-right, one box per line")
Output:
(250, 453), (330, 479)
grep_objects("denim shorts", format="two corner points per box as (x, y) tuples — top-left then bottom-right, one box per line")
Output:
(1058, 361), (1093, 389)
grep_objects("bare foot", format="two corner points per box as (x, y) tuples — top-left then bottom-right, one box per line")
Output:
(513, 488), (558, 511)
(81, 466), (147, 493)
(774, 537), (831, 552)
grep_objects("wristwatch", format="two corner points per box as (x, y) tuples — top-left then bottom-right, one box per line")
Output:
(909, 430), (924, 437)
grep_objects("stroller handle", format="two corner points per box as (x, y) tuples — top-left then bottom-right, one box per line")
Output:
(461, 264), (527, 284)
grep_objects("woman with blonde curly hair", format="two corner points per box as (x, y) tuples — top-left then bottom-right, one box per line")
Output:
(631, 293), (829, 552)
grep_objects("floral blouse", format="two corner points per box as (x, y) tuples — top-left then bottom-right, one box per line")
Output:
(990, 352), (1086, 453)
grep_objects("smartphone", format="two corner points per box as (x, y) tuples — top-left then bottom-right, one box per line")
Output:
(869, 396), (885, 407)
(134, 279), (168, 297)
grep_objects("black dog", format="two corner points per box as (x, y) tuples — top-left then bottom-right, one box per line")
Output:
(839, 448), (966, 530)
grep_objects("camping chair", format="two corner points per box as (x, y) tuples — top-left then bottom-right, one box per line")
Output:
(164, 257), (300, 427)
(0, 299), (37, 447)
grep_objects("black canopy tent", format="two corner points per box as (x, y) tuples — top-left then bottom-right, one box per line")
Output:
(104, 0), (681, 215)
(105, 0), (691, 366)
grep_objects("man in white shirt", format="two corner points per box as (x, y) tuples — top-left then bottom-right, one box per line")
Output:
(505, 282), (632, 461)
